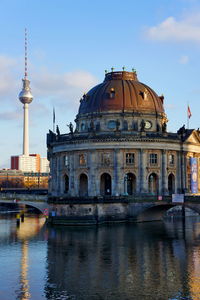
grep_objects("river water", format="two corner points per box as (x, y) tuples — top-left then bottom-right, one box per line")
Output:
(0, 214), (200, 300)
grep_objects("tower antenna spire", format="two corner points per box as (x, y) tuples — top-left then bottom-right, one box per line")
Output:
(25, 28), (28, 79)
(19, 28), (33, 156)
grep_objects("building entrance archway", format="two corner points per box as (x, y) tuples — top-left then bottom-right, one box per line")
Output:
(126, 173), (136, 195)
(168, 173), (175, 195)
(100, 173), (112, 196)
(64, 174), (69, 193)
(79, 173), (88, 197)
(148, 173), (158, 194)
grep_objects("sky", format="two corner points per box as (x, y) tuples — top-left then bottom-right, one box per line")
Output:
(1, 0), (200, 168)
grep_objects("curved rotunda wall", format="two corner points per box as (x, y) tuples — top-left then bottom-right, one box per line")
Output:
(51, 146), (179, 198)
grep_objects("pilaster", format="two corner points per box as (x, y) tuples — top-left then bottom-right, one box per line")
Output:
(88, 150), (97, 196)
(139, 149), (146, 193)
(113, 149), (121, 196)
(162, 150), (168, 195)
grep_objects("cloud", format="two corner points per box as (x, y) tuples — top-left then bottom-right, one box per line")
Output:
(145, 13), (200, 42)
(0, 110), (21, 121)
(0, 53), (98, 117)
(32, 68), (98, 110)
(0, 55), (18, 99)
(179, 55), (189, 64)
(165, 104), (176, 110)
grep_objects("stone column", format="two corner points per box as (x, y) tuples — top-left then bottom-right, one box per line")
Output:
(113, 149), (121, 196)
(88, 150), (97, 196)
(69, 153), (76, 196)
(51, 155), (57, 196)
(176, 151), (182, 193)
(57, 155), (62, 195)
(162, 150), (168, 195)
(139, 149), (146, 193)
(181, 151), (186, 193)
(183, 153), (187, 192)
(48, 152), (53, 195)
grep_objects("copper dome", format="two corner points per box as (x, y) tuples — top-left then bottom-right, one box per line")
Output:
(78, 71), (164, 115)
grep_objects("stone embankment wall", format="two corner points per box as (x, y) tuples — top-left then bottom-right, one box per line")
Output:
(47, 202), (181, 224)
(0, 193), (47, 202)
(47, 196), (200, 225)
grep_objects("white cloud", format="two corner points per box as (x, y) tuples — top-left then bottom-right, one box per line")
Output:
(145, 13), (200, 42)
(0, 55), (18, 99)
(165, 103), (176, 110)
(32, 68), (98, 110)
(0, 110), (21, 121)
(179, 55), (189, 64)
(0, 53), (98, 117)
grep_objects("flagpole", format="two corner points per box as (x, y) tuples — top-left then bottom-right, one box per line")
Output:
(53, 107), (55, 133)
(187, 104), (192, 129)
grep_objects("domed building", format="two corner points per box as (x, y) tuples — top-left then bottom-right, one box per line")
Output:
(47, 70), (200, 200)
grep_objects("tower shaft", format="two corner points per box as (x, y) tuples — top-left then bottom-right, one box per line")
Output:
(23, 103), (29, 156)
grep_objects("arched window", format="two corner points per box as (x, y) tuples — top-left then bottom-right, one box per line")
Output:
(110, 88), (115, 99)
(132, 121), (138, 131)
(100, 173), (112, 196)
(148, 173), (158, 194)
(96, 122), (100, 131)
(79, 173), (88, 197)
(123, 120), (128, 130)
(81, 123), (86, 132)
(64, 174), (69, 193)
(168, 173), (175, 195)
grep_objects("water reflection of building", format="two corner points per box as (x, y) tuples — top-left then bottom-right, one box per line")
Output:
(18, 241), (31, 300)
(15, 217), (46, 300)
(47, 70), (200, 199)
(45, 224), (195, 299)
(187, 221), (200, 299)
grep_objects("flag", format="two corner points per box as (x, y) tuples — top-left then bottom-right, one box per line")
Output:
(187, 105), (192, 119)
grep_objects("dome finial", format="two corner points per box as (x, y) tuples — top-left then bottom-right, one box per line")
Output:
(111, 67), (115, 72)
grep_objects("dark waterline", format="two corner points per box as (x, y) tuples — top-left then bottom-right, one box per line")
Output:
(0, 215), (200, 300)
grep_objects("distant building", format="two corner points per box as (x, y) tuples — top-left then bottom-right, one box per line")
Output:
(23, 172), (49, 188)
(40, 157), (50, 173)
(0, 169), (24, 188)
(47, 70), (200, 199)
(0, 169), (49, 189)
(11, 154), (49, 173)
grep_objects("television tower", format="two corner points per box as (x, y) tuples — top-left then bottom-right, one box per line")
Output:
(19, 29), (33, 156)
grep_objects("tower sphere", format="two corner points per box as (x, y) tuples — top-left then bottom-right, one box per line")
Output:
(19, 79), (33, 104)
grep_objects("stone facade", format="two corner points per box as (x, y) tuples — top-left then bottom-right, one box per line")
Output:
(47, 70), (200, 199)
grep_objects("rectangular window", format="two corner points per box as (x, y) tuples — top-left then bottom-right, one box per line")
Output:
(169, 154), (174, 166)
(126, 153), (135, 165)
(149, 153), (158, 165)
(64, 155), (69, 167)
